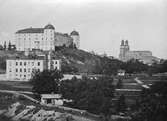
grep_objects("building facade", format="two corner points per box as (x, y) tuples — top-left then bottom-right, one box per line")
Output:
(15, 24), (80, 51)
(6, 56), (61, 81)
(119, 40), (160, 65)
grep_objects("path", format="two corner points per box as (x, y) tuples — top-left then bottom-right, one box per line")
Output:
(134, 77), (150, 89)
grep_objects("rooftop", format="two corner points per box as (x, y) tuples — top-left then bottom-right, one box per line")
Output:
(16, 28), (44, 34)
(41, 94), (62, 99)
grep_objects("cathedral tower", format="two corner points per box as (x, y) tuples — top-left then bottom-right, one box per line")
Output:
(119, 40), (130, 61)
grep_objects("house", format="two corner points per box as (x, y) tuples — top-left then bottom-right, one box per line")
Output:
(41, 94), (63, 106)
(117, 69), (125, 76)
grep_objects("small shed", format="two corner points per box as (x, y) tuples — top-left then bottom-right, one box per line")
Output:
(117, 69), (125, 76)
(41, 94), (63, 106)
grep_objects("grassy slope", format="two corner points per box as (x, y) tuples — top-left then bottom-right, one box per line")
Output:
(53, 48), (102, 73)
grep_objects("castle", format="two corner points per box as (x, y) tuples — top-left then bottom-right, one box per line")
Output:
(15, 24), (80, 51)
(119, 40), (160, 65)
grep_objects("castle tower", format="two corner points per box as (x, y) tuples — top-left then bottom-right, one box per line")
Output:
(43, 24), (55, 51)
(70, 30), (80, 48)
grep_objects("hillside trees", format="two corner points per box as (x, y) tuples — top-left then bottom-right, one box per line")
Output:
(60, 76), (115, 115)
(131, 81), (167, 121)
(123, 59), (148, 74)
(29, 69), (63, 95)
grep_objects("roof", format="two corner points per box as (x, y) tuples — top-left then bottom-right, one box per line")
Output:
(41, 94), (62, 99)
(70, 30), (79, 36)
(16, 28), (44, 34)
(44, 24), (55, 30)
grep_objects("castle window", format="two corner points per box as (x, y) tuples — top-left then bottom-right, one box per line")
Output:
(32, 62), (34, 66)
(20, 68), (22, 72)
(20, 62), (22, 66)
(16, 62), (18, 66)
(24, 68), (26, 72)
(55, 61), (57, 64)
(24, 62), (26, 66)
(38, 62), (40, 66)
(16, 68), (18, 72)
(28, 68), (30, 72)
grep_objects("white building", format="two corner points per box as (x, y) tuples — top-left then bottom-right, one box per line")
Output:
(41, 94), (63, 106)
(6, 57), (61, 81)
(15, 24), (80, 51)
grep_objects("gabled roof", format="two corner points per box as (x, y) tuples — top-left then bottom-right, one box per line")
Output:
(16, 28), (44, 34)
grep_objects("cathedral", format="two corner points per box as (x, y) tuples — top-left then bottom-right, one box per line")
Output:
(119, 40), (160, 65)
(15, 24), (80, 51)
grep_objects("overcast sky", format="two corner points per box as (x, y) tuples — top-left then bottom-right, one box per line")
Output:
(0, 0), (166, 58)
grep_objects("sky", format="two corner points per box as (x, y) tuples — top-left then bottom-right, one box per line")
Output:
(0, 0), (166, 59)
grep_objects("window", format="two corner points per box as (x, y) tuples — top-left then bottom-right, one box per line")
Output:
(24, 68), (26, 72)
(20, 68), (22, 72)
(38, 62), (40, 66)
(24, 75), (26, 78)
(24, 62), (26, 66)
(55, 61), (57, 64)
(28, 68), (30, 72)
(20, 62), (22, 66)
(16, 62), (18, 66)
(32, 62), (34, 66)
(16, 68), (18, 72)
(20, 74), (22, 77)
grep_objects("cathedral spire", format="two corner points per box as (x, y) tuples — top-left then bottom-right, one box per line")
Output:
(121, 40), (124, 46)
(125, 40), (128, 46)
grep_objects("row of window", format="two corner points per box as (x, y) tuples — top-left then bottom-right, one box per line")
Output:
(15, 61), (41, 66)
(9, 68), (41, 73)
(18, 37), (53, 40)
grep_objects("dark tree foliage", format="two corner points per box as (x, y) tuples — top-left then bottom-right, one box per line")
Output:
(0, 57), (6, 70)
(60, 76), (115, 115)
(116, 79), (123, 89)
(0, 45), (3, 50)
(116, 94), (127, 113)
(93, 57), (124, 75)
(3, 41), (6, 50)
(123, 59), (148, 74)
(131, 81), (167, 121)
(29, 69), (63, 95)
(8, 41), (12, 50)
(147, 60), (167, 75)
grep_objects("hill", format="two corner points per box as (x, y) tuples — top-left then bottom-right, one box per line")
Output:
(0, 48), (122, 74)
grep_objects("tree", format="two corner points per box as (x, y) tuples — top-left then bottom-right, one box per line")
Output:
(116, 79), (123, 89)
(60, 76), (115, 115)
(124, 59), (148, 74)
(3, 41), (6, 50)
(116, 94), (126, 113)
(131, 81), (167, 121)
(8, 41), (12, 50)
(29, 69), (63, 95)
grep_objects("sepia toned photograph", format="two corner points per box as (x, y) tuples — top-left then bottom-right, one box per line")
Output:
(0, 0), (166, 121)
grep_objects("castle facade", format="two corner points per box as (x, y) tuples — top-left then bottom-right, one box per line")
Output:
(15, 24), (80, 51)
(119, 40), (160, 65)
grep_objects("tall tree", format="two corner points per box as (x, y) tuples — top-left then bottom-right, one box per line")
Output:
(3, 41), (6, 50)
(8, 41), (12, 50)
(29, 69), (63, 95)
